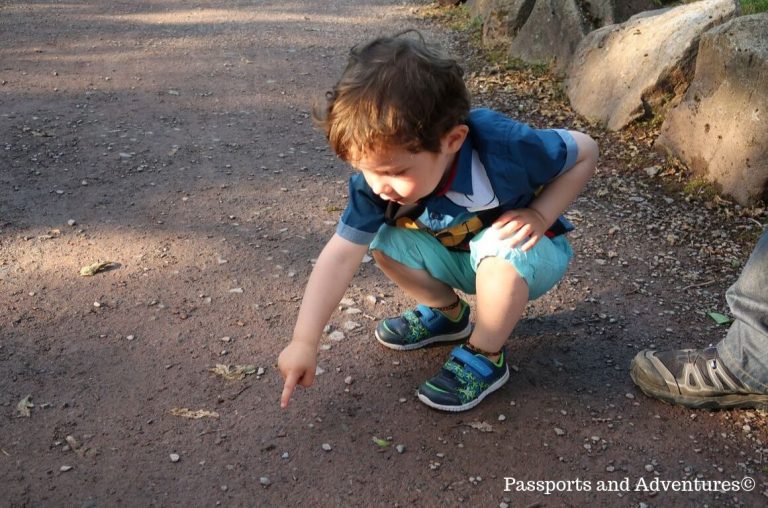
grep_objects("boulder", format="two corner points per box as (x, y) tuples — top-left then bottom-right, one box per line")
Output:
(565, 0), (738, 131)
(468, 0), (535, 47)
(507, 0), (588, 74)
(656, 14), (768, 206)
(468, 0), (659, 73)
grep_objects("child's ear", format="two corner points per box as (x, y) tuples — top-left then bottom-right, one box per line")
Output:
(442, 124), (469, 153)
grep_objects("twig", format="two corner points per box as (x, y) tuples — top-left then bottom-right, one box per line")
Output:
(682, 279), (716, 291)
(228, 384), (251, 400)
(1, 448), (10, 456)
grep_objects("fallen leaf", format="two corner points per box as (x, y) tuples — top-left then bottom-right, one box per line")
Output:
(464, 421), (494, 433)
(707, 312), (732, 325)
(170, 407), (220, 419)
(209, 364), (257, 381)
(16, 395), (33, 417)
(372, 436), (390, 448)
(80, 261), (115, 276)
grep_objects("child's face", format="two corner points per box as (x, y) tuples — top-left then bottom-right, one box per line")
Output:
(350, 125), (468, 205)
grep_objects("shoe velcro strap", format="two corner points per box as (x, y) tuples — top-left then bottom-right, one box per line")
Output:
(451, 346), (493, 379)
(415, 304), (437, 321)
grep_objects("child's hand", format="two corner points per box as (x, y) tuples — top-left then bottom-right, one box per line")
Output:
(491, 208), (548, 252)
(278, 340), (318, 408)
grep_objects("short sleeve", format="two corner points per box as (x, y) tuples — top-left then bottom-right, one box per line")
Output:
(505, 124), (579, 188)
(336, 173), (387, 245)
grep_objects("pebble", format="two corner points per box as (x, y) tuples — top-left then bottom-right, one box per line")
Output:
(344, 376), (353, 385)
(554, 428), (565, 436)
(93, 301), (101, 308)
(343, 321), (360, 331)
(229, 288), (243, 294)
(219, 336), (231, 343)
(60, 465), (73, 472)
(315, 366), (325, 375)
(644, 464), (654, 472)
(498, 414), (506, 421)
(328, 331), (345, 341)
(126, 335), (135, 341)
(281, 452), (289, 460)
(259, 477), (271, 486)
(67, 219), (76, 226)
(396, 444), (406, 454)
(256, 367), (265, 376)
(170, 453), (180, 463)
(321, 443), (332, 452)
(625, 393), (635, 399)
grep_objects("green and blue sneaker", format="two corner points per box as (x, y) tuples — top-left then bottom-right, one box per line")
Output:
(418, 344), (509, 412)
(375, 301), (472, 351)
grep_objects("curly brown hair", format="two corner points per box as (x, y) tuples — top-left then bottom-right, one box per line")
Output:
(314, 30), (470, 162)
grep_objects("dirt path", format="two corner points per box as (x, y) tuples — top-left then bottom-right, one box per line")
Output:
(1, 1), (766, 506)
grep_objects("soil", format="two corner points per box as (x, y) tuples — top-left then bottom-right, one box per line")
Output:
(2, 1), (767, 507)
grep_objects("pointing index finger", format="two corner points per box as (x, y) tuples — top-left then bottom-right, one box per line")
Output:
(280, 371), (300, 408)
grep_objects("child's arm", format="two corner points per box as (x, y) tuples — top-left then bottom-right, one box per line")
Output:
(493, 131), (598, 251)
(278, 233), (369, 408)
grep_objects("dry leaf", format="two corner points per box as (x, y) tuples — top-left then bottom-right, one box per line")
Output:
(16, 395), (33, 417)
(209, 364), (257, 381)
(170, 407), (220, 419)
(80, 261), (115, 276)
(464, 421), (493, 433)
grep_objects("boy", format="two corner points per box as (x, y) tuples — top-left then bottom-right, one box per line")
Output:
(278, 31), (598, 412)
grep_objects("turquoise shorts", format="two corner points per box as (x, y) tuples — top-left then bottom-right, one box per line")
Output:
(370, 225), (573, 300)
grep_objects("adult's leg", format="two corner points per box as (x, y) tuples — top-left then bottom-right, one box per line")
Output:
(717, 229), (768, 392)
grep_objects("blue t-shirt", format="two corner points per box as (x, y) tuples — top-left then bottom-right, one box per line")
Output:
(336, 108), (579, 247)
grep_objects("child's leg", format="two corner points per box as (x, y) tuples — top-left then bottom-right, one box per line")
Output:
(369, 226), (476, 350)
(468, 256), (529, 359)
(372, 250), (459, 312)
(417, 230), (573, 411)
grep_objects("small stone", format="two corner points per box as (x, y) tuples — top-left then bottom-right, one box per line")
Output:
(281, 452), (289, 460)
(644, 464), (654, 472)
(327, 331), (345, 341)
(342, 321), (360, 331)
(315, 366), (325, 375)
(219, 336), (231, 343)
(395, 444), (406, 454)
(93, 301), (101, 308)
(170, 453), (180, 463)
(554, 428), (565, 436)
(259, 477), (271, 486)
(321, 443), (332, 452)
(67, 219), (76, 226)
(365, 295), (378, 305)
(256, 367), (265, 376)
(60, 465), (73, 472)
(344, 376), (353, 385)
(126, 335), (135, 341)
(229, 288), (243, 294)
(606, 465), (615, 472)
(625, 393), (635, 399)
(497, 414), (506, 421)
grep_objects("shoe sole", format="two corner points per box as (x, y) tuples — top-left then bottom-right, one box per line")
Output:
(417, 367), (510, 412)
(630, 355), (768, 410)
(374, 322), (473, 351)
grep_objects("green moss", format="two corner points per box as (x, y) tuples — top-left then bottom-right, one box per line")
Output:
(683, 177), (717, 199)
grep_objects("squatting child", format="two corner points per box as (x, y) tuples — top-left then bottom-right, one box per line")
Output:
(278, 31), (598, 412)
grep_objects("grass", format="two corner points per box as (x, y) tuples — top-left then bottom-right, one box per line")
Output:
(741, 0), (768, 14)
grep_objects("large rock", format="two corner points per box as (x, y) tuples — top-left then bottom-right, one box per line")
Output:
(468, 0), (659, 73)
(565, 0), (738, 131)
(656, 14), (768, 206)
(468, 0), (535, 47)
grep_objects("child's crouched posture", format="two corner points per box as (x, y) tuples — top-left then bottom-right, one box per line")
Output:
(278, 31), (598, 412)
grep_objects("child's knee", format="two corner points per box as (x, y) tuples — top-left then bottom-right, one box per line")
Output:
(371, 248), (394, 267)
